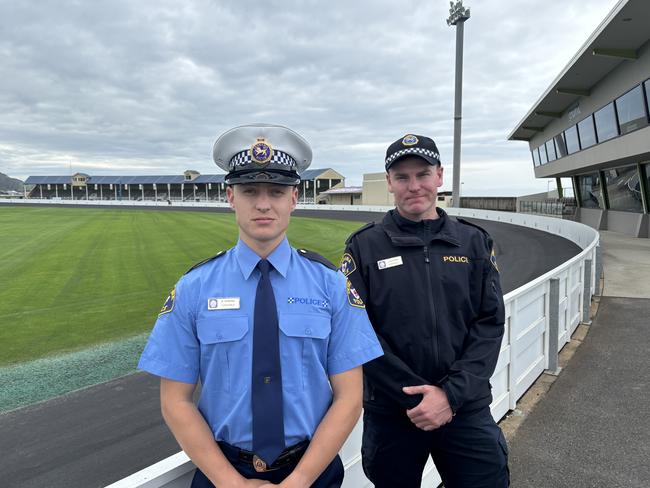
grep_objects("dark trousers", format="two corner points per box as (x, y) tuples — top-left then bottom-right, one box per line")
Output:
(362, 406), (509, 488)
(190, 442), (344, 488)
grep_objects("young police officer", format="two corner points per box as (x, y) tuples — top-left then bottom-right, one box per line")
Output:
(138, 124), (382, 488)
(342, 134), (509, 487)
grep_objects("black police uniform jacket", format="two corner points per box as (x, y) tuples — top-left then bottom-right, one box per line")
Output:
(343, 208), (505, 415)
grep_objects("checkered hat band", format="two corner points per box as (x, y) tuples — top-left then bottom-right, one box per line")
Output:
(229, 149), (297, 169)
(385, 147), (440, 165)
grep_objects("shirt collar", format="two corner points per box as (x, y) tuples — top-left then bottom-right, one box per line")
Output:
(235, 237), (292, 279)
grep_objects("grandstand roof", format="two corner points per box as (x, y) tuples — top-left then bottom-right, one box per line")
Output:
(25, 169), (333, 186)
(25, 175), (228, 185)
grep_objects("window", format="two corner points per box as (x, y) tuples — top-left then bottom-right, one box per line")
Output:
(603, 164), (643, 212)
(539, 143), (548, 164)
(594, 102), (618, 142)
(532, 147), (540, 167)
(564, 125), (580, 154)
(578, 116), (597, 149)
(645, 80), (650, 117)
(545, 139), (556, 162)
(577, 173), (603, 209)
(616, 85), (648, 135)
(554, 134), (567, 158)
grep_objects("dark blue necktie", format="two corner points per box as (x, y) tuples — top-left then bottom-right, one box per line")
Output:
(252, 259), (285, 465)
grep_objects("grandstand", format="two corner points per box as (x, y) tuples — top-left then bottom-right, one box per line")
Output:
(24, 168), (344, 204)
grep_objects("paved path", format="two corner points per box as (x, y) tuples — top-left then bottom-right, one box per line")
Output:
(509, 231), (650, 487)
(0, 209), (580, 487)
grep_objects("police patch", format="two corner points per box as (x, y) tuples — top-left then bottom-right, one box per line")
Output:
(346, 279), (365, 308)
(339, 253), (357, 277)
(490, 249), (499, 272)
(159, 287), (175, 315)
(402, 134), (418, 146)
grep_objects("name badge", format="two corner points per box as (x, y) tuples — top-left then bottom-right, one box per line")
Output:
(377, 256), (403, 270)
(208, 297), (241, 310)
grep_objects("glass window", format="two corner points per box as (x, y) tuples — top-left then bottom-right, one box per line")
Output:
(564, 125), (580, 154)
(554, 133), (567, 158)
(577, 173), (604, 208)
(578, 115), (597, 149)
(532, 147), (540, 167)
(603, 164), (643, 212)
(616, 85), (648, 135)
(545, 139), (556, 162)
(594, 102), (618, 142)
(539, 143), (548, 164)
(645, 80), (650, 116)
(644, 162), (650, 209)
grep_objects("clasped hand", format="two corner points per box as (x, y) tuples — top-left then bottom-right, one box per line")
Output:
(402, 384), (453, 431)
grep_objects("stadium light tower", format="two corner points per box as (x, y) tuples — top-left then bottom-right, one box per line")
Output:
(447, 1), (470, 207)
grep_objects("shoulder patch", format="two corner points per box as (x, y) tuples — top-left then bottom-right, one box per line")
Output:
(344, 221), (376, 245)
(346, 279), (365, 308)
(159, 287), (175, 315)
(456, 217), (494, 250)
(339, 252), (357, 277)
(184, 250), (227, 275)
(297, 249), (338, 271)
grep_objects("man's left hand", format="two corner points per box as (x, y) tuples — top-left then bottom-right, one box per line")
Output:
(402, 385), (453, 431)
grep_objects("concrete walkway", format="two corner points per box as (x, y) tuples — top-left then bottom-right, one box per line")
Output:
(508, 231), (650, 487)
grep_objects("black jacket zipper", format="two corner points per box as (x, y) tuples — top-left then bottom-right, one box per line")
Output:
(423, 246), (439, 371)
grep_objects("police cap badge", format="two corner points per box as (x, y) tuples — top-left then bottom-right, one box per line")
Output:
(213, 124), (312, 185)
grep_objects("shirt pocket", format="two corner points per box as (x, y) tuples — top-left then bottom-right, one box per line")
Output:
(197, 316), (249, 393)
(278, 313), (331, 391)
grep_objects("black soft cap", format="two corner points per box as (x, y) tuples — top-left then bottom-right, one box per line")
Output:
(385, 134), (441, 171)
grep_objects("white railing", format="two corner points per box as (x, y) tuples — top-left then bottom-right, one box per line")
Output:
(8, 201), (598, 488)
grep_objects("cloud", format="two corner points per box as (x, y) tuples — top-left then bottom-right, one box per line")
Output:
(0, 0), (620, 195)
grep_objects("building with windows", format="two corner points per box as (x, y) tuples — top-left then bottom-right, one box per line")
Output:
(509, 0), (650, 237)
(24, 168), (344, 204)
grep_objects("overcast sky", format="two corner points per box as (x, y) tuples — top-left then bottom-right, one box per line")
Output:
(0, 0), (621, 195)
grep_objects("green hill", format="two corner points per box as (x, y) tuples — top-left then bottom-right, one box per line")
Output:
(0, 172), (24, 192)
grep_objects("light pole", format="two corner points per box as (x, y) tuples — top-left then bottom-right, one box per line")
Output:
(447, 1), (470, 207)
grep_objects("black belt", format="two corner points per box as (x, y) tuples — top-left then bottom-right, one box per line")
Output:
(219, 440), (309, 473)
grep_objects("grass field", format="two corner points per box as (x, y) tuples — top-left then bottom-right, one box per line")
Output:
(0, 206), (364, 366)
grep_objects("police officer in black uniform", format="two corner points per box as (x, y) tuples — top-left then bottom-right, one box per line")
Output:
(342, 134), (509, 487)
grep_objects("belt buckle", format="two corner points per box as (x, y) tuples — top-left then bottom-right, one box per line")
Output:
(252, 454), (268, 473)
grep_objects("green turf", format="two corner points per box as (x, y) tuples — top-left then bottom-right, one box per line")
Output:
(0, 206), (364, 366)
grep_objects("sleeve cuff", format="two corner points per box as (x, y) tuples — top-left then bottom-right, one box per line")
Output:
(328, 344), (384, 376)
(137, 355), (199, 384)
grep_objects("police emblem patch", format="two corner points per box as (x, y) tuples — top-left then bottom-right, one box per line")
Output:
(339, 253), (357, 277)
(402, 134), (418, 146)
(490, 249), (499, 272)
(159, 287), (175, 315)
(251, 138), (273, 164)
(346, 279), (365, 308)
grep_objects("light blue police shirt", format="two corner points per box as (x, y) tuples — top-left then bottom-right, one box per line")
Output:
(138, 237), (383, 450)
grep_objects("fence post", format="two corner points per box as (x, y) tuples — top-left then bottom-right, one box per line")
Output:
(594, 244), (603, 296)
(582, 259), (593, 325)
(547, 278), (562, 375)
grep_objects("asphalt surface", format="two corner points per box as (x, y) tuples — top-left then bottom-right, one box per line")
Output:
(509, 297), (650, 487)
(0, 207), (581, 487)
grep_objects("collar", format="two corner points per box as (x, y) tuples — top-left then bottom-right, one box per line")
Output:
(382, 208), (461, 247)
(235, 237), (291, 279)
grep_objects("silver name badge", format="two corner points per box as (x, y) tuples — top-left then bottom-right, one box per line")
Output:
(377, 256), (403, 270)
(208, 297), (241, 310)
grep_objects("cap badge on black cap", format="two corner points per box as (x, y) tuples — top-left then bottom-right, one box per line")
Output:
(402, 134), (418, 146)
(251, 138), (273, 164)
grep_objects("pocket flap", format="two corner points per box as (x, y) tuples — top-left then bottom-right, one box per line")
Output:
(197, 316), (249, 343)
(279, 313), (331, 339)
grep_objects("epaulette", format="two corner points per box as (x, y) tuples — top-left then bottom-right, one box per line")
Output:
(456, 218), (494, 249)
(344, 222), (376, 244)
(184, 250), (227, 275)
(296, 248), (338, 271)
